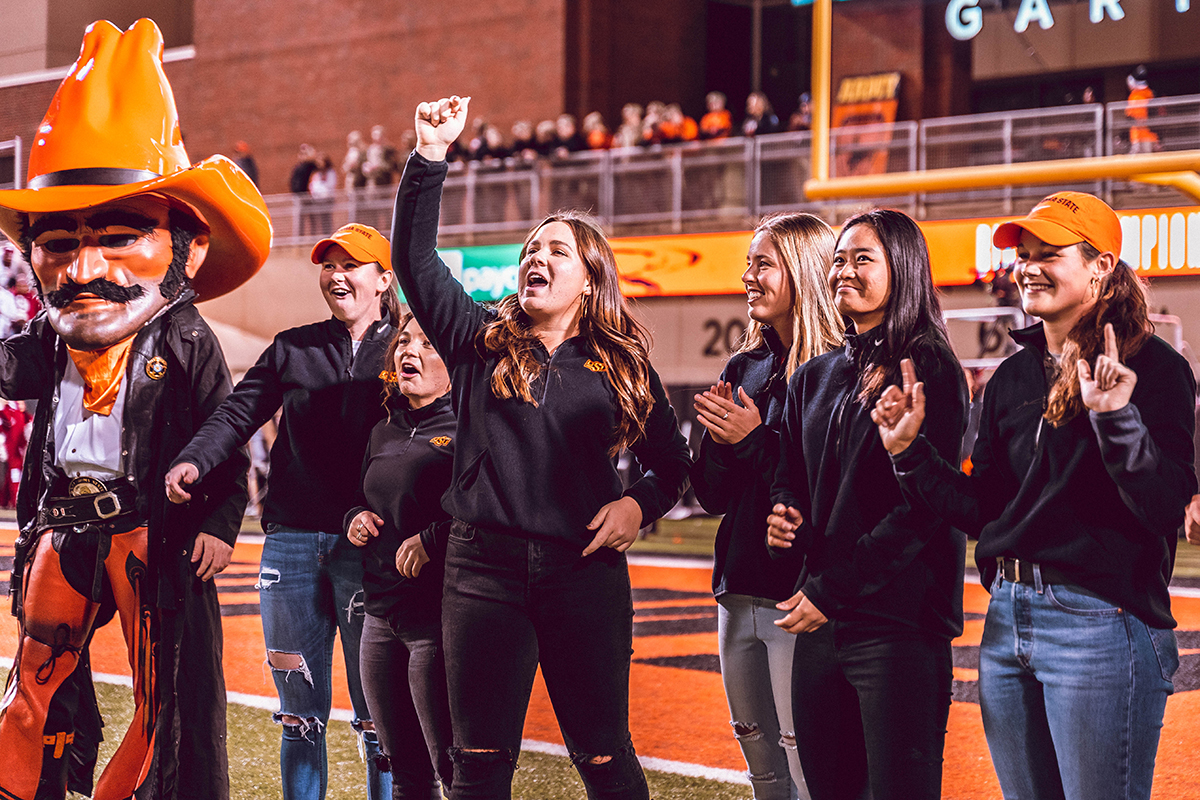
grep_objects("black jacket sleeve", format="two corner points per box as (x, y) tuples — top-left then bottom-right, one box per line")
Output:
(624, 368), (693, 525)
(391, 151), (490, 368)
(768, 372), (816, 560)
(177, 315), (249, 547)
(0, 314), (57, 401)
(891, 372), (1004, 539)
(803, 348), (966, 615)
(174, 338), (285, 481)
(1090, 350), (1197, 534)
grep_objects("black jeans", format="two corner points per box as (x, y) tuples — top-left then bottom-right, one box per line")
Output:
(359, 612), (453, 799)
(442, 520), (649, 800)
(791, 622), (952, 800)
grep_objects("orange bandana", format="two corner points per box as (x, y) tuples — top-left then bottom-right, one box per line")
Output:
(66, 337), (136, 416)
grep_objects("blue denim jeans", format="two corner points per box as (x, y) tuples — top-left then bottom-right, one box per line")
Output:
(717, 594), (810, 800)
(258, 527), (391, 800)
(442, 520), (649, 800)
(980, 571), (1178, 800)
(360, 612), (453, 799)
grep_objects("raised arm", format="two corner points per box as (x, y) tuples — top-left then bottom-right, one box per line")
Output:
(391, 96), (489, 366)
(1082, 324), (1197, 533)
(876, 357), (989, 535)
(802, 350), (967, 615)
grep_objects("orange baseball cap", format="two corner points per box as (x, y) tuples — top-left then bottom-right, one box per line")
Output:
(311, 223), (392, 269)
(993, 191), (1121, 256)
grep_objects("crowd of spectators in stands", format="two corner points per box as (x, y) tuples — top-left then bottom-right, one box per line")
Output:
(444, 89), (816, 170)
(276, 89), (815, 206)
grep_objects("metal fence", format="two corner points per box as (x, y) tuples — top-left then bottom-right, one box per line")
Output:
(11, 92), (1200, 244)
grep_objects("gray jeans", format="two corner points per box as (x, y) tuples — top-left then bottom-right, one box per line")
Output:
(360, 612), (453, 799)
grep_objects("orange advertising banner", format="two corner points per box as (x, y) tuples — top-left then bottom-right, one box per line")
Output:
(613, 205), (1200, 297)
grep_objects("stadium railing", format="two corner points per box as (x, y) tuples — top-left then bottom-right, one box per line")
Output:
(247, 93), (1200, 247)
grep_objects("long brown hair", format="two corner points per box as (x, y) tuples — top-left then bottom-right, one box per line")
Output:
(477, 211), (653, 454)
(737, 212), (844, 377)
(1044, 245), (1152, 426)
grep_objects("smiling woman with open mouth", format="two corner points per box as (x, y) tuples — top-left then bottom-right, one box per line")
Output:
(165, 222), (403, 800)
(393, 94), (691, 800)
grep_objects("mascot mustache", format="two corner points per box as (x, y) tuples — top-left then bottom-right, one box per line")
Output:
(45, 279), (145, 308)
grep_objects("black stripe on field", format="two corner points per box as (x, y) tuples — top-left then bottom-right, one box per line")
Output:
(631, 588), (711, 602)
(634, 605), (715, 617)
(634, 654), (720, 672)
(220, 603), (262, 617)
(633, 617), (718, 636)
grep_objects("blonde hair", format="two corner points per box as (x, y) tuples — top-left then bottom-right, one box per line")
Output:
(477, 211), (654, 454)
(737, 212), (844, 377)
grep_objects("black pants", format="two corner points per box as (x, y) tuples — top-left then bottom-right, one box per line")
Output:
(441, 521), (649, 800)
(791, 622), (952, 800)
(360, 613), (452, 799)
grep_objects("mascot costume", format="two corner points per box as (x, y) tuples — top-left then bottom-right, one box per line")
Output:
(0, 18), (270, 800)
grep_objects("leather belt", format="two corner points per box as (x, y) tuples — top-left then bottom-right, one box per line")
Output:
(997, 557), (1071, 586)
(37, 482), (138, 530)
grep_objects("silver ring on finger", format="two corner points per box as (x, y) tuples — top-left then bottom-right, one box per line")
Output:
(722, 411), (729, 420)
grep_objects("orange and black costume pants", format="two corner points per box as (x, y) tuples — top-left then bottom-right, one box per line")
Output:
(0, 525), (155, 800)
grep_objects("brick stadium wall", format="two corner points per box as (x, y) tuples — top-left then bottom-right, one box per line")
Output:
(0, 0), (574, 195)
(830, 0), (927, 122)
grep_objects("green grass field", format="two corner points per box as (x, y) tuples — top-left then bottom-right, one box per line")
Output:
(0, 670), (746, 800)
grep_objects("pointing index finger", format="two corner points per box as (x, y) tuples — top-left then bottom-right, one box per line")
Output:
(901, 359), (917, 397)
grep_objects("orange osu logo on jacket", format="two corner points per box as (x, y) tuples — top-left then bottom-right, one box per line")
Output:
(584, 360), (606, 372)
(430, 436), (452, 447)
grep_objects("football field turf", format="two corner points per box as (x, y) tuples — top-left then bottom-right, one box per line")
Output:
(3, 523), (1200, 798)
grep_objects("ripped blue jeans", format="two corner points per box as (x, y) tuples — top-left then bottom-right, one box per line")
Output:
(258, 527), (390, 800)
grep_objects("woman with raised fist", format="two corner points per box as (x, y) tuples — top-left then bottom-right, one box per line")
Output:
(392, 95), (691, 800)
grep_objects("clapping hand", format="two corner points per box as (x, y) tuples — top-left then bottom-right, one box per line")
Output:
(693, 381), (761, 445)
(872, 358), (925, 455)
(1078, 323), (1136, 413)
(766, 503), (803, 549)
(415, 95), (470, 161)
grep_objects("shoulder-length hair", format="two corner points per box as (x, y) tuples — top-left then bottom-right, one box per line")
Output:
(476, 210), (653, 454)
(1045, 247), (1151, 426)
(737, 212), (844, 378)
(838, 209), (956, 403)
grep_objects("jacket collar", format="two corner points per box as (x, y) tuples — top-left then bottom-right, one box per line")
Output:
(843, 324), (884, 368)
(1009, 322), (1048, 355)
(389, 391), (452, 425)
(762, 325), (788, 361)
(326, 312), (395, 342)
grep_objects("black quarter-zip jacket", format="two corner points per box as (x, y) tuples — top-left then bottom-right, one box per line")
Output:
(692, 328), (803, 602)
(892, 324), (1197, 629)
(392, 152), (691, 544)
(175, 315), (393, 536)
(345, 393), (455, 624)
(770, 331), (968, 638)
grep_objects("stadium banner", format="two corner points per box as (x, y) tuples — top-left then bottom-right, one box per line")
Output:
(425, 205), (1200, 302)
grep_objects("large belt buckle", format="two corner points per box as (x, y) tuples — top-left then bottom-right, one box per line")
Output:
(92, 492), (121, 519)
(67, 477), (121, 520)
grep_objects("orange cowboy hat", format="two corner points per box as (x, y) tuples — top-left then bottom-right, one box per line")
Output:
(0, 18), (272, 301)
